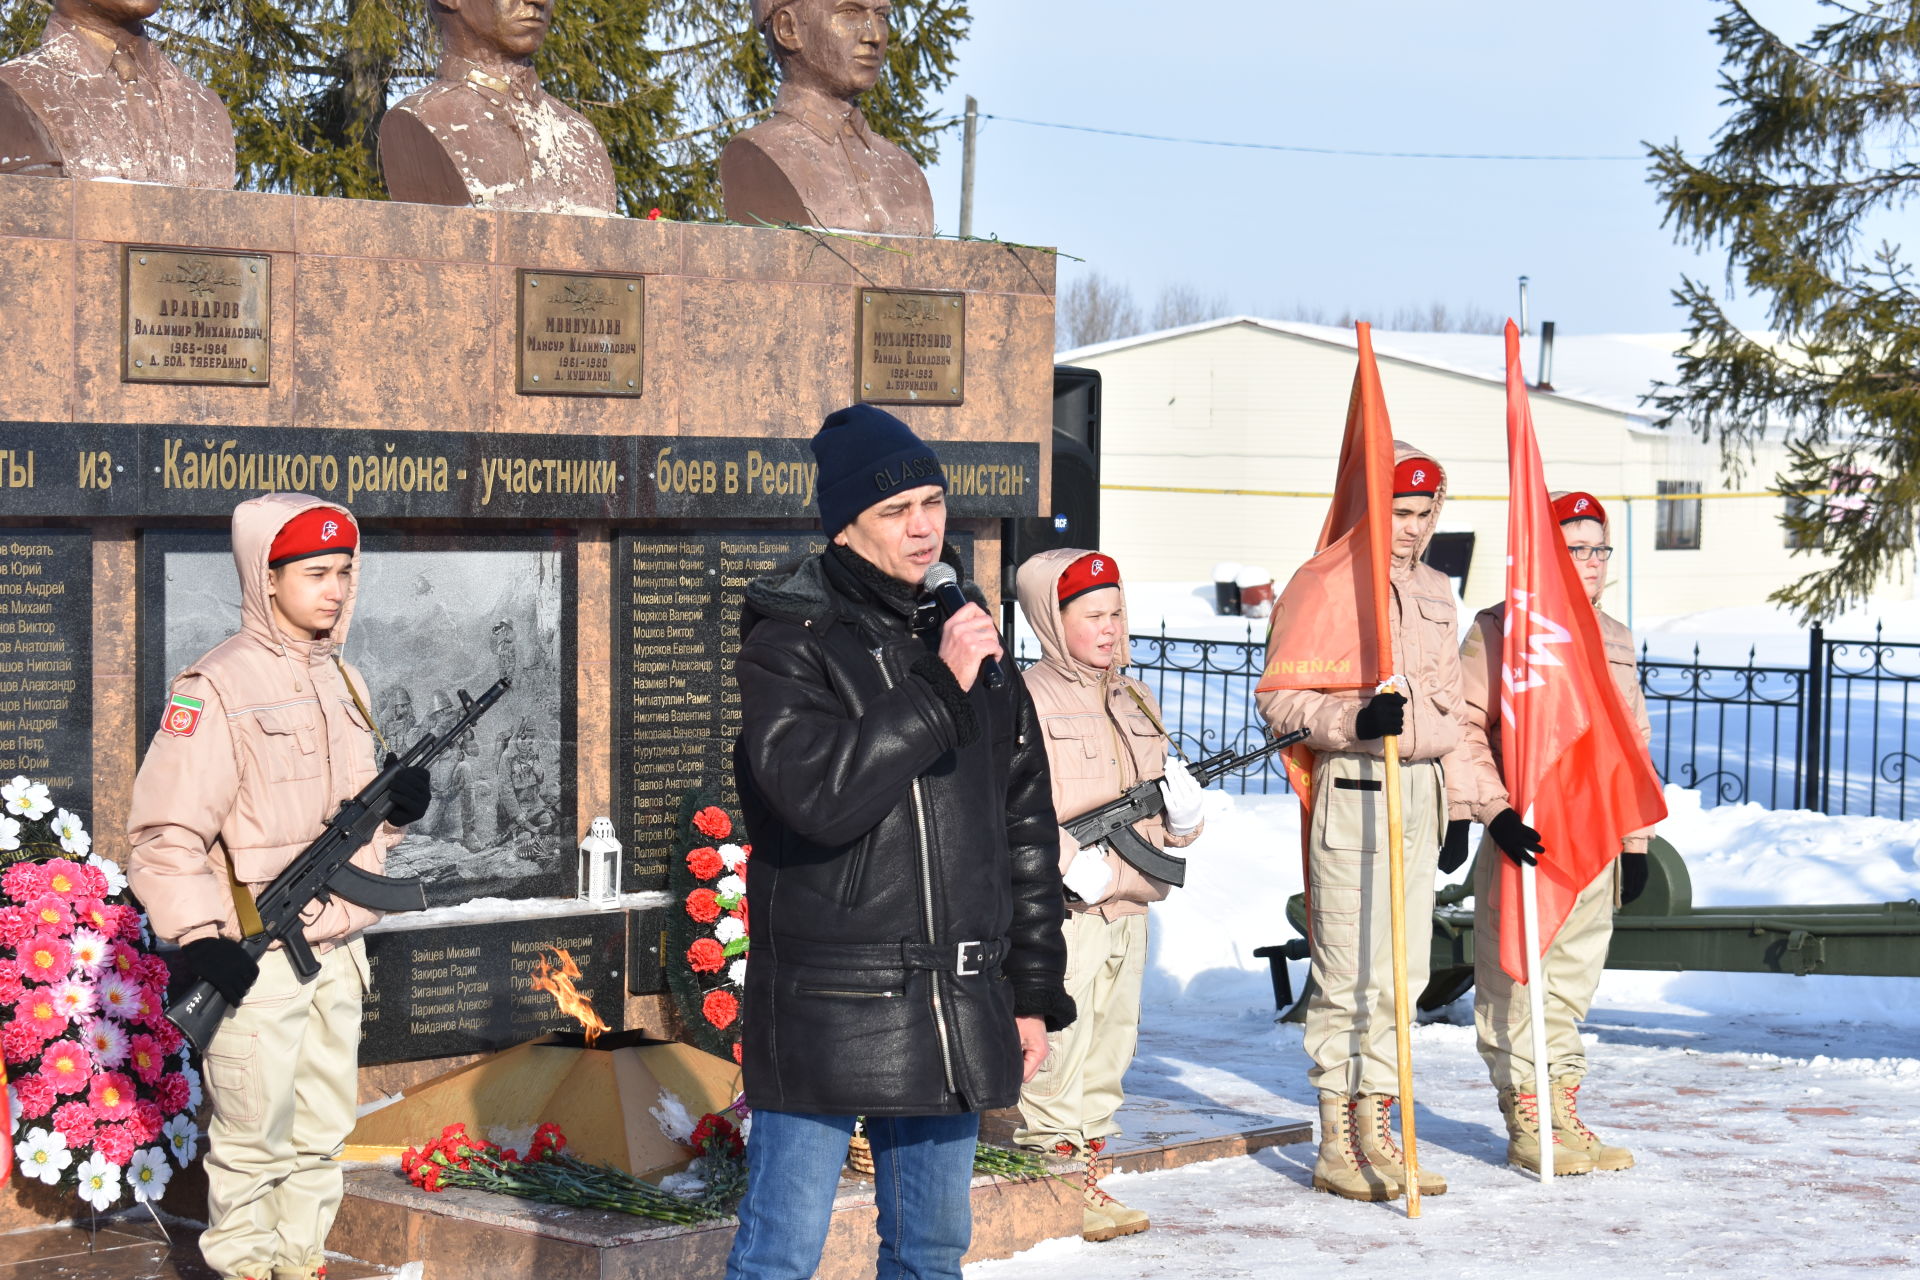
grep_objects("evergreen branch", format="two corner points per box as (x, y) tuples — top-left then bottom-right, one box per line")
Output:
(1725, 0), (1920, 92)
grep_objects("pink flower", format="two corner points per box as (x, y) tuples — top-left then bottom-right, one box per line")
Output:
(95, 1121), (137, 1166)
(106, 941), (140, 977)
(79, 864), (109, 898)
(89, 1071), (137, 1120)
(52, 1099), (98, 1142)
(50, 979), (97, 1020)
(94, 973), (140, 1020)
(72, 898), (111, 936)
(40, 861), (87, 900)
(127, 1035), (166, 1085)
(21, 934), (71, 984)
(16, 990), (69, 1041)
(134, 954), (170, 991)
(0, 906), (35, 946)
(82, 1019), (129, 1070)
(148, 1018), (184, 1056)
(3, 1019), (43, 1065)
(0, 960), (22, 1004)
(26, 894), (72, 933)
(3, 861), (49, 903)
(129, 1100), (164, 1144)
(12, 1073), (55, 1119)
(154, 1072), (189, 1114)
(39, 1039), (92, 1094)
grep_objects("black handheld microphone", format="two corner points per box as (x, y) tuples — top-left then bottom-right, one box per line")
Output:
(923, 562), (1006, 690)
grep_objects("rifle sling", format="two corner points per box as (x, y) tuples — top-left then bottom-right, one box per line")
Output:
(333, 656), (392, 757)
(220, 840), (268, 939)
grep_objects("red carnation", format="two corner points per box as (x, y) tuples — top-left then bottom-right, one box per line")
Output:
(691, 807), (733, 840)
(731, 1040), (743, 1064)
(12, 1074), (54, 1119)
(685, 888), (721, 925)
(95, 1121), (138, 1165)
(647, 207), (663, 221)
(130, 1100), (164, 1144)
(52, 1100), (96, 1142)
(3, 1019), (42, 1065)
(0, 907), (35, 946)
(686, 846), (724, 881)
(530, 1122), (567, 1161)
(701, 988), (739, 1029)
(687, 937), (726, 974)
(155, 1072), (190, 1114)
(2, 862), (48, 903)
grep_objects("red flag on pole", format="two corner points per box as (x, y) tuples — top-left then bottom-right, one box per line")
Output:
(1497, 320), (1667, 982)
(1258, 323), (1398, 807)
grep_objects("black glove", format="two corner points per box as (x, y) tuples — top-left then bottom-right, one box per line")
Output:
(1353, 691), (1407, 741)
(1487, 808), (1544, 866)
(1439, 819), (1473, 874)
(1620, 851), (1650, 904)
(182, 937), (259, 1007)
(386, 758), (433, 827)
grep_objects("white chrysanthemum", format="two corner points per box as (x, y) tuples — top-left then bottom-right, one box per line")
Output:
(82, 1018), (130, 1070)
(86, 854), (128, 897)
(128, 1147), (173, 1202)
(0, 815), (19, 854)
(16, 1128), (73, 1186)
(717, 843), (747, 871)
(74, 1152), (123, 1211)
(161, 1115), (200, 1168)
(95, 973), (140, 1019)
(68, 928), (110, 977)
(181, 1062), (204, 1112)
(728, 958), (748, 986)
(714, 916), (746, 946)
(715, 875), (746, 900)
(50, 980), (97, 1020)
(2, 776), (52, 821)
(52, 809), (90, 856)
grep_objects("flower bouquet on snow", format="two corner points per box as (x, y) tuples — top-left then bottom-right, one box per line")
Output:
(666, 797), (751, 1062)
(1, 777), (203, 1211)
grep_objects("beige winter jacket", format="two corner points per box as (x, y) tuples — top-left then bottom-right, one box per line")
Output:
(128, 493), (403, 949)
(1256, 440), (1476, 813)
(1016, 548), (1200, 921)
(1453, 499), (1657, 851)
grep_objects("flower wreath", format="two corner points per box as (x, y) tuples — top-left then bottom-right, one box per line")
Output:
(1, 777), (202, 1211)
(665, 796), (749, 1062)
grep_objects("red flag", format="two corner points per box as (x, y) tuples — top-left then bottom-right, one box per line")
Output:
(1497, 320), (1667, 981)
(1258, 324), (1398, 814)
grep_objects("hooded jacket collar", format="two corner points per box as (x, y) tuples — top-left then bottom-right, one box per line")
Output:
(231, 492), (361, 666)
(1015, 547), (1131, 687)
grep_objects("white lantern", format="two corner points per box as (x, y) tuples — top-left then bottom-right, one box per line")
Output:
(577, 816), (623, 906)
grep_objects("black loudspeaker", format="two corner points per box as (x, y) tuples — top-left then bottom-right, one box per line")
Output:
(1005, 366), (1102, 569)
(1423, 531), (1476, 596)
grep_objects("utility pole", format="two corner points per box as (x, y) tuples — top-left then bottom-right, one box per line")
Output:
(959, 95), (979, 238)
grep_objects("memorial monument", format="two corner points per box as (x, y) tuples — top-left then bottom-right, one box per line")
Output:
(721, 0), (937, 235)
(381, 0), (619, 215)
(0, 0), (236, 188)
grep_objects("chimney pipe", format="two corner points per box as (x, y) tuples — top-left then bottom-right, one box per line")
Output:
(1536, 320), (1556, 391)
(1517, 275), (1531, 337)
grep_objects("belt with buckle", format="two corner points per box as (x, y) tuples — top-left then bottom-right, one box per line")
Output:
(775, 935), (1008, 977)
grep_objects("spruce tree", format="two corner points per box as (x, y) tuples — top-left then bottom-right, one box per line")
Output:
(0, 1), (968, 221)
(1647, 0), (1920, 621)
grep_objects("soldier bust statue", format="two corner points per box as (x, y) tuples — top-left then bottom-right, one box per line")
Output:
(381, 0), (617, 216)
(721, 0), (935, 236)
(0, 0), (236, 187)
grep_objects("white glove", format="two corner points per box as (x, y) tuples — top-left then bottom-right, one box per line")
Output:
(1159, 758), (1206, 835)
(1062, 846), (1116, 904)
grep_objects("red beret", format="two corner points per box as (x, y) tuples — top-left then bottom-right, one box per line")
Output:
(268, 507), (357, 567)
(1393, 457), (1440, 497)
(1553, 491), (1606, 526)
(1058, 552), (1121, 606)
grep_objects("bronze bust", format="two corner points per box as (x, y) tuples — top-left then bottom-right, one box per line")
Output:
(381, 0), (618, 216)
(721, 0), (936, 236)
(0, 0), (236, 187)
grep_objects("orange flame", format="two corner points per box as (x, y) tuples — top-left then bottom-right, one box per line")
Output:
(531, 947), (610, 1047)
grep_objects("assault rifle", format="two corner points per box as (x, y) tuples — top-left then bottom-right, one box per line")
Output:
(1064, 726), (1310, 888)
(167, 677), (512, 1052)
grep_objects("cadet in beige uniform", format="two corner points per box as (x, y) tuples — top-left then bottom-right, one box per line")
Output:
(1449, 490), (1654, 1176)
(129, 496), (430, 1280)
(1257, 445), (1499, 1203)
(1011, 550), (1205, 1242)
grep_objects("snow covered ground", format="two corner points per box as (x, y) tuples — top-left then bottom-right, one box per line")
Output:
(967, 788), (1920, 1277)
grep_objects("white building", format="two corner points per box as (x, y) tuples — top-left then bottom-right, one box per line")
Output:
(1058, 318), (1905, 627)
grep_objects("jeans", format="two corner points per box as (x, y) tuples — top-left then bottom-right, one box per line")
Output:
(725, 1108), (980, 1280)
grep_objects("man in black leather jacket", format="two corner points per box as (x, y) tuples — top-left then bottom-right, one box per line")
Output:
(725, 405), (1075, 1280)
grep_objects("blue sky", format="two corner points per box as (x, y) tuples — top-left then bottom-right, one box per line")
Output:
(914, 0), (1836, 335)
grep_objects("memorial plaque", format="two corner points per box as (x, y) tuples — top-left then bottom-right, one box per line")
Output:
(517, 270), (644, 397)
(141, 531), (576, 908)
(0, 531), (89, 816)
(613, 531), (973, 890)
(359, 912), (628, 1065)
(122, 247), (271, 386)
(857, 288), (964, 406)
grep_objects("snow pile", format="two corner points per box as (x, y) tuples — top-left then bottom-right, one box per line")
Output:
(1146, 785), (1920, 1025)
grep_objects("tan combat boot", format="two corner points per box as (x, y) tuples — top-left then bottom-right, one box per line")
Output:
(1311, 1094), (1401, 1202)
(1353, 1094), (1447, 1196)
(1083, 1139), (1150, 1238)
(1498, 1086), (1597, 1176)
(1552, 1077), (1634, 1171)
(1052, 1141), (1136, 1242)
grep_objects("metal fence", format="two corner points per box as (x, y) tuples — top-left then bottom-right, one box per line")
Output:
(1020, 623), (1920, 816)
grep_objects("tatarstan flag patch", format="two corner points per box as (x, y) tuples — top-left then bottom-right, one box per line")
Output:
(162, 692), (204, 738)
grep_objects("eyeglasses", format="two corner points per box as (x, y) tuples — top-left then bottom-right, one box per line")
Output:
(1567, 545), (1614, 562)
